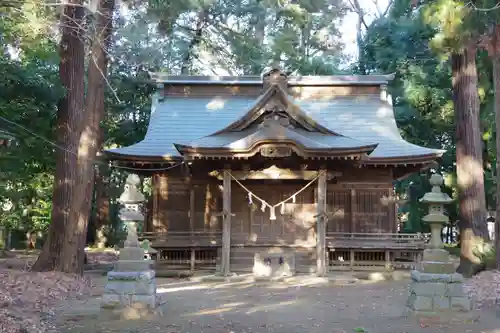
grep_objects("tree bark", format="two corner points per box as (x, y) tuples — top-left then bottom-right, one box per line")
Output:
(94, 163), (110, 248)
(59, 0), (115, 274)
(490, 26), (500, 269)
(32, 0), (86, 272)
(452, 45), (491, 277)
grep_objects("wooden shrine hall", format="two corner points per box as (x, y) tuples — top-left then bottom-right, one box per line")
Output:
(105, 68), (444, 275)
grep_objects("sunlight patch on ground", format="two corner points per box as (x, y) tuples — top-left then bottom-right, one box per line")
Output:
(156, 284), (209, 294)
(185, 303), (242, 317)
(245, 300), (298, 314)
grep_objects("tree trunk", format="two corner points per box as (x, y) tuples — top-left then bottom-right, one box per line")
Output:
(31, 0), (86, 272)
(59, 0), (115, 274)
(94, 164), (110, 248)
(491, 26), (500, 269)
(452, 45), (491, 277)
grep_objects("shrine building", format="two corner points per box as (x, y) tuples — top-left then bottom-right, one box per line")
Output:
(105, 69), (444, 275)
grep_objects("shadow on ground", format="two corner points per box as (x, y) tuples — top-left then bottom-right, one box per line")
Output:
(54, 275), (500, 333)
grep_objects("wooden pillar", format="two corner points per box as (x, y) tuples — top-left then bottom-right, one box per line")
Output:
(152, 173), (168, 233)
(316, 169), (327, 276)
(350, 188), (356, 237)
(190, 248), (196, 271)
(189, 186), (195, 237)
(189, 186), (195, 270)
(221, 169), (232, 276)
(385, 249), (391, 270)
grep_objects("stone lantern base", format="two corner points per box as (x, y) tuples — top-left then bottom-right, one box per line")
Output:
(101, 221), (156, 310)
(405, 248), (474, 321)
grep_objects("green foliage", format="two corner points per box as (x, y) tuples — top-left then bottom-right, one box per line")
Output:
(478, 246), (496, 269)
(0, 43), (61, 234)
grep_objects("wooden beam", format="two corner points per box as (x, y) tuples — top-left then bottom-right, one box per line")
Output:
(211, 165), (341, 180)
(316, 169), (327, 276)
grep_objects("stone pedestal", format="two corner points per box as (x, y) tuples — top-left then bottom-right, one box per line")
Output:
(405, 174), (473, 321)
(253, 250), (295, 279)
(101, 174), (156, 310)
(406, 249), (472, 313)
(102, 221), (156, 309)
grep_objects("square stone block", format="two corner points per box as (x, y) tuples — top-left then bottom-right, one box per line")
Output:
(450, 296), (473, 311)
(433, 296), (450, 310)
(408, 295), (433, 311)
(119, 247), (146, 261)
(107, 270), (155, 281)
(104, 279), (156, 296)
(422, 249), (450, 262)
(450, 273), (465, 283)
(411, 271), (451, 283)
(410, 281), (446, 296)
(445, 283), (466, 297)
(419, 261), (456, 274)
(101, 293), (132, 309)
(114, 260), (152, 272)
(253, 250), (295, 278)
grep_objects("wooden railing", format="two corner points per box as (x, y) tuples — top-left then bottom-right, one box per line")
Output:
(137, 231), (429, 271)
(138, 231), (222, 247)
(326, 232), (429, 249)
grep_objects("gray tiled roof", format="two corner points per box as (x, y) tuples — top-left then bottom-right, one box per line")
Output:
(106, 92), (445, 160)
(289, 96), (445, 158)
(178, 121), (377, 151)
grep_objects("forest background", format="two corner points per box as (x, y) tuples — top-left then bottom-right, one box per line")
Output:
(1, 0), (499, 273)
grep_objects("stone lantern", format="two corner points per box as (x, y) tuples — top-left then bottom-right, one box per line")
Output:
(101, 174), (157, 310)
(405, 173), (474, 322)
(419, 173), (453, 249)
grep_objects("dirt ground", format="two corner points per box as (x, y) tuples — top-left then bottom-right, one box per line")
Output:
(52, 274), (500, 333)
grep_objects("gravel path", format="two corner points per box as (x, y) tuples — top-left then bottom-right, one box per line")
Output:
(53, 276), (499, 333)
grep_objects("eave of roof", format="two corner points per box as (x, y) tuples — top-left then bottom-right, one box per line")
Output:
(174, 121), (378, 158)
(150, 73), (396, 86)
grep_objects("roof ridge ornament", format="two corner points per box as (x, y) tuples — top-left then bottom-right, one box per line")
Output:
(262, 67), (288, 91)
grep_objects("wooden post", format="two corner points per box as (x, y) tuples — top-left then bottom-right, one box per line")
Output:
(221, 169), (232, 276)
(316, 169), (327, 276)
(384, 249), (391, 270)
(350, 188), (356, 237)
(190, 248), (196, 271)
(189, 186), (195, 242)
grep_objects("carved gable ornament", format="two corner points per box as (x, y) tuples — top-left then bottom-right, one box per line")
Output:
(262, 67), (288, 90)
(260, 145), (293, 158)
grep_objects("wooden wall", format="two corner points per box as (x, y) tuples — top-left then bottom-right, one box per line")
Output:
(148, 174), (396, 237)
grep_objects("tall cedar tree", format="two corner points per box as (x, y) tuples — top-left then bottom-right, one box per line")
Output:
(60, 0), (115, 274)
(33, 0), (115, 273)
(452, 44), (491, 277)
(32, 0), (86, 272)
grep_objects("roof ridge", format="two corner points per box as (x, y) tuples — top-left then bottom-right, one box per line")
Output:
(150, 73), (395, 86)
